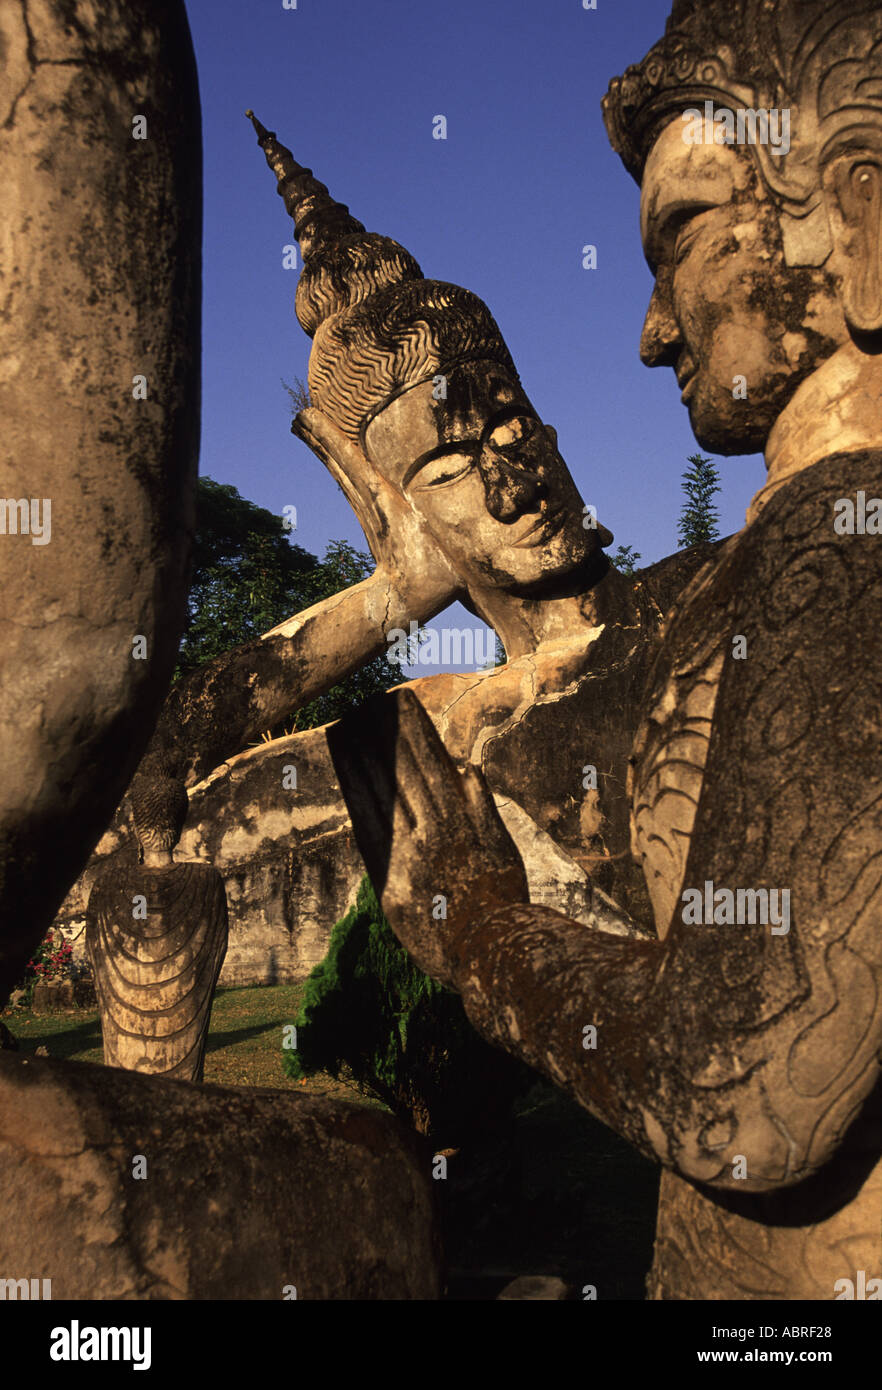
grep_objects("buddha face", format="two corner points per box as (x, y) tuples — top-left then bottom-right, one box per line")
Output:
(363, 360), (601, 595)
(639, 120), (847, 454)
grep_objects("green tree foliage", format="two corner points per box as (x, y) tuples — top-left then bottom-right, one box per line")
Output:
(677, 452), (721, 548)
(284, 876), (532, 1143)
(175, 478), (317, 675)
(175, 478), (400, 731)
(609, 543), (642, 574)
(478, 634), (506, 670)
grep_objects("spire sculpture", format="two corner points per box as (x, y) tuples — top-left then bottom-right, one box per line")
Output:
(245, 109), (521, 447)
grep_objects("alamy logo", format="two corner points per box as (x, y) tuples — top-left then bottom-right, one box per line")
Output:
(681, 880), (791, 934)
(0, 498), (51, 545)
(0, 1276), (51, 1299)
(833, 1271), (882, 1300)
(682, 101), (790, 156)
(387, 619), (496, 669)
(833, 491), (882, 534)
(50, 1320), (151, 1371)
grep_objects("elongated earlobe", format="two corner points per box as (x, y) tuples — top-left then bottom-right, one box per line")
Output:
(822, 154), (882, 334)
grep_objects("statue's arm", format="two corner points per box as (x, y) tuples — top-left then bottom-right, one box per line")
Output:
(150, 406), (463, 784)
(155, 570), (410, 784)
(450, 525), (882, 1191)
(330, 501), (882, 1193)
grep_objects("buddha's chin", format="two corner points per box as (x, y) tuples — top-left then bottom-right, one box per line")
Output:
(472, 532), (595, 597)
(687, 388), (775, 457)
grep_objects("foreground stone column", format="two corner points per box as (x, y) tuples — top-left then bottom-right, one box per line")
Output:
(0, 1055), (443, 1299)
(0, 0), (201, 1000)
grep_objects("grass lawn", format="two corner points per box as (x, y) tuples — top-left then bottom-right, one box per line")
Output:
(1, 982), (383, 1109)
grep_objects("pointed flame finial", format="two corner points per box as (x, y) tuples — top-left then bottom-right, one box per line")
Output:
(244, 109), (364, 263)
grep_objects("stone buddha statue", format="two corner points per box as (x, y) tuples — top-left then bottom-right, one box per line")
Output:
(325, 0), (882, 1300)
(146, 113), (620, 782)
(86, 757), (228, 1082)
(119, 115), (718, 959)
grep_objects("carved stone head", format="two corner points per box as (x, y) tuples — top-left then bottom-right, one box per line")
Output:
(248, 114), (610, 597)
(129, 758), (189, 860)
(603, 0), (882, 454)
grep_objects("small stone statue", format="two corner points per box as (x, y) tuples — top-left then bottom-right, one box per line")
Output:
(86, 758), (228, 1081)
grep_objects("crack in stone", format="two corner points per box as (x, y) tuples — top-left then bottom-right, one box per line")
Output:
(3, 1), (138, 130)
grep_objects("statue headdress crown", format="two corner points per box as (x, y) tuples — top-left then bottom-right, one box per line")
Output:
(246, 111), (519, 445)
(602, 0), (882, 265)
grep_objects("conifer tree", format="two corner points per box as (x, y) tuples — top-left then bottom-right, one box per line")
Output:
(677, 453), (721, 548)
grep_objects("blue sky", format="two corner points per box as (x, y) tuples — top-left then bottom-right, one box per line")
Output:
(186, 0), (767, 657)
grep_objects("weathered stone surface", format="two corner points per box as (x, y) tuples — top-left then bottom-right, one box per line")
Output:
(325, 0), (882, 1301)
(50, 108), (723, 1001)
(647, 1086), (882, 1299)
(27, 10), (882, 1306)
(32, 982), (75, 1013)
(55, 546), (717, 987)
(56, 730), (366, 987)
(0, 1053), (443, 1299)
(30, 979), (94, 1012)
(87, 863), (227, 1079)
(0, 0), (201, 1002)
(87, 760), (228, 1081)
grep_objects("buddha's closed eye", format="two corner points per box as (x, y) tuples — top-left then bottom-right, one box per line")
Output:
(407, 413), (541, 491)
(409, 450), (477, 490)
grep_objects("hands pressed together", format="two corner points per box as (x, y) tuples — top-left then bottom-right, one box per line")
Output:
(327, 686), (529, 986)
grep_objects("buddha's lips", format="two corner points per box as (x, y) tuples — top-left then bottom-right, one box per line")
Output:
(677, 355), (697, 393)
(513, 505), (566, 547)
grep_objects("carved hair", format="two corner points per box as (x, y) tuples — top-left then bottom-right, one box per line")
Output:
(129, 758), (188, 852)
(312, 280), (518, 447)
(247, 113), (519, 442)
(603, 0), (882, 265)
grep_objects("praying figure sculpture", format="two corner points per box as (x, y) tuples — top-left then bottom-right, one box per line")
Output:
(86, 757), (228, 1081)
(325, 0), (882, 1301)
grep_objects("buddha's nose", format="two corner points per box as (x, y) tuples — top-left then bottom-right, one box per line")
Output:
(480, 451), (544, 522)
(640, 281), (681, 369)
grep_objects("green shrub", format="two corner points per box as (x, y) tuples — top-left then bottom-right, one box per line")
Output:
(284, 876), (532, 1144)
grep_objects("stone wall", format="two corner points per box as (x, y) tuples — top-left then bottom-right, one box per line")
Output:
(56, 732), (366, 988)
